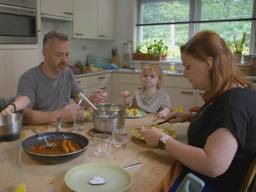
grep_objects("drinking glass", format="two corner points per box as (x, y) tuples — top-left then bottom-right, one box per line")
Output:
(93, 133), (112, 157)
(72, 106), (85, 131)
(112, 127), (129, 148)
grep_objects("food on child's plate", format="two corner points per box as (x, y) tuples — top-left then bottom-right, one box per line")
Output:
(125, 107), (144, 118)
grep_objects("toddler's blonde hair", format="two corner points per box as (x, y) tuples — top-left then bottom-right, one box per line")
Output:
(140, 64), (163, 88)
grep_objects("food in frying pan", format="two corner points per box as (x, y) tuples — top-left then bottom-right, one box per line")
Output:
(31, 139), (81, 155)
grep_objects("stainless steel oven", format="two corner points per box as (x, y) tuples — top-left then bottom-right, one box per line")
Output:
(0, 0), (37, 44)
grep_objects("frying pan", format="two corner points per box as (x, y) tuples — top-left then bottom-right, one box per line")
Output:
(22, 131), (89, 164)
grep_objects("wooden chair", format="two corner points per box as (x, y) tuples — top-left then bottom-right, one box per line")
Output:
(240, 158), (256, 192)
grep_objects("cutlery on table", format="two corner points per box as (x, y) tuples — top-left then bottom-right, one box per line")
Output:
(150, 119), (169, 127)
(32, 129), (55, 148)
(123, 162), (142, 170)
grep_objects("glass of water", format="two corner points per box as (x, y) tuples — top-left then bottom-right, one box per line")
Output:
(112, 127), (129, 148)
(93, 133), (112, 157)
(72, 106), (85, 131)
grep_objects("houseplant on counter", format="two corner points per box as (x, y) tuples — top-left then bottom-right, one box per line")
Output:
(133, 39), (168, 61)
(231, 32), (246, 64)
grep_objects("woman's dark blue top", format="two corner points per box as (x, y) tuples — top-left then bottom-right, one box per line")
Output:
(186, 87), (256, 192)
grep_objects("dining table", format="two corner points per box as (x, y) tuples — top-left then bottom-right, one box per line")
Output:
(17, 114), (189, 192)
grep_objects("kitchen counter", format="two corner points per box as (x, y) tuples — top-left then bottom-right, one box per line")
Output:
(16, 114), (188, 192)
(74, 68), (184, 78)
(74, 69), (256, 82)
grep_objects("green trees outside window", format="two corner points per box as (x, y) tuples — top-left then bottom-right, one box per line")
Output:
(137, 0), (255, 59)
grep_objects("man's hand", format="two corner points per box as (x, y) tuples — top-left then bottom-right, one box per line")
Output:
(0, 105), (15, 115)
(89, 89), (108, 104)
(59, 104), (80, 123)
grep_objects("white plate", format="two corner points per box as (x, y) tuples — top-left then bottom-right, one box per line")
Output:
(64, 163), (132, 192)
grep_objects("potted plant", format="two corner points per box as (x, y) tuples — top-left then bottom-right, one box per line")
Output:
(232, 33), (246, 64)
(133, 39), (168, 61)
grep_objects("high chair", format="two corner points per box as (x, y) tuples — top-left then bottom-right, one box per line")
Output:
(240, 158), (256, 192)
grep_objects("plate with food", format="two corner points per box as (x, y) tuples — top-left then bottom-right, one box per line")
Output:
(131, 125), (176, 141)
(22, 131), (89, 164)
(125, 107), (145, 118)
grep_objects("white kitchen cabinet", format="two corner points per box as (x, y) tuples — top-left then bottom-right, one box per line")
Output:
(112, 73), (198, 111)
(0, 48), (39, 97)
(162, 75), (196, 111)
(163, 87), (196, 111)
(76, 73), (112, 102)
(73, 0), (116, 40)
(75, 72), (203, 110)
(41, 0), (73, 20)
(195, 90), (205, 107)
(111, 73), (141, 104)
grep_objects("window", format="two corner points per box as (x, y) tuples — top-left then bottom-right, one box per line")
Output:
(136, 0), (256, 59)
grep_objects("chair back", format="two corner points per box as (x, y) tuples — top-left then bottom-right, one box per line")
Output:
(240, 158), (256, 192)
(176, 173), (205, 192)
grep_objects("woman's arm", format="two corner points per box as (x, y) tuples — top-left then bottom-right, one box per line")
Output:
(165, 128), (238, 177)
(141, 127), (238, 177)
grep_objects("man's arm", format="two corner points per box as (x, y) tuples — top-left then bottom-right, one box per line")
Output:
(23, 104), (78, 125)
(23, 108), (59, 125)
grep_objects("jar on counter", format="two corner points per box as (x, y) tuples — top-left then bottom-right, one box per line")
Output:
(122, 41), (133, 68)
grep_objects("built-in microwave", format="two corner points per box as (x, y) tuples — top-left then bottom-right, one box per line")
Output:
(0, 0), (37, 44)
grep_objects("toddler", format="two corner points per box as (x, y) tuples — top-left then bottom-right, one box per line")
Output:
(121, 64), (171, 118)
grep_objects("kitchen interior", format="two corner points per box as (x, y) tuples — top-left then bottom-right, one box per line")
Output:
(0, 0), (256, 111)
(0, 0), (256, 191)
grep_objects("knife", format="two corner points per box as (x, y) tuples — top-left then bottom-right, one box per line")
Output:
(150, 119), (169, 127)
(123, 162), (142, 170)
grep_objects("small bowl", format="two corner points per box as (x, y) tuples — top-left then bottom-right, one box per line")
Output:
(22, 132), (89, 164)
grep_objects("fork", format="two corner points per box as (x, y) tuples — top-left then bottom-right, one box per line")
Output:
(32, 129), (54, 148)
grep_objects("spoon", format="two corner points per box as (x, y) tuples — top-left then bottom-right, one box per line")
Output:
(56, 116), (62, 132)
(32, 129), (55, 148)
(79, 92), (98, 110)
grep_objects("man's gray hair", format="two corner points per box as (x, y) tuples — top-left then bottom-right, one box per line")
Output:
(43, 31), (69, 47)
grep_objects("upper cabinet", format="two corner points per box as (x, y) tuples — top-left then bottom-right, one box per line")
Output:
(73, 0), (116, 40)
(41, 0), (73, 21)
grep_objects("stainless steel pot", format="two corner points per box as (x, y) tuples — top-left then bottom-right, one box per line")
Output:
(93, 103), (125, 133)
(0, 113), (23, 141)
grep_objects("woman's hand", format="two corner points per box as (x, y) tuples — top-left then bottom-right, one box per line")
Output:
(139, 126), (165, 147)
(157, 108), (170, 119)
(166, 111), (193, 123)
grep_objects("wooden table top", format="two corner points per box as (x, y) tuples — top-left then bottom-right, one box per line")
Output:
(17, 114), (188, 192)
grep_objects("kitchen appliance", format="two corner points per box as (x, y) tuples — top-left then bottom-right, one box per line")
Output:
(0, 0), (37, 44)
(0, 113), (23, 190)
(93, 103), (125, 133)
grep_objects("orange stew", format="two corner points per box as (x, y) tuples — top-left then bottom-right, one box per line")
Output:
(31, 139), (81, 155)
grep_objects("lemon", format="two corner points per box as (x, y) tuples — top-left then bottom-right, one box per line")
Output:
(15, 183), (26, 192)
